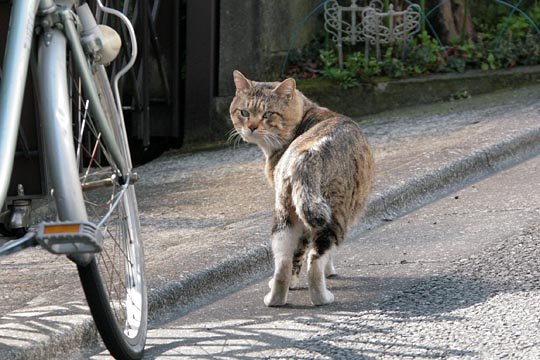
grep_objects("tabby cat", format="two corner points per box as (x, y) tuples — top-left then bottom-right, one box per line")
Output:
(229, 71), (374, 306)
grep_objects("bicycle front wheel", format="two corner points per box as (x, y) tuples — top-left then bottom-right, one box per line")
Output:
(36, 28), (147, 359)
(72, 63), (147, 359)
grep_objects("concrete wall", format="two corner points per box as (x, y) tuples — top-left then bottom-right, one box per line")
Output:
(218, 0), (320, 97)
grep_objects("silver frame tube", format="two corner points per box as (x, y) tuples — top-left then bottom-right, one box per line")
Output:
(37, 29), (88, 222)
(0, 0), (40, 209)
(60, 9), (128, 177)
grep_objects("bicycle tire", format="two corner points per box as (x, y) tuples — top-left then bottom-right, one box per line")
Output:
(66, 52), (147, 360)
(75, 64), (147, 359)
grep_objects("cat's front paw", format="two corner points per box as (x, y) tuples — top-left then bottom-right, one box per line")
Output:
(264, 291), (288, 307)
(310, 289), (335, 306)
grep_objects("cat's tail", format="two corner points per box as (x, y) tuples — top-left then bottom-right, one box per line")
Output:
(291, 154), (332, 231)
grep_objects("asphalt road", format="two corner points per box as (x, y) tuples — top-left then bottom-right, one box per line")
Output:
(79, 141), (540, 358)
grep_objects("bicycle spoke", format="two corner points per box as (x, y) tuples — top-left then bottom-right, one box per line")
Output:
(75, 101), (89, 164)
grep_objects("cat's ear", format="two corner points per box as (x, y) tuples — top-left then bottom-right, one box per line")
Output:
(233, 70), (252, 92)
(273, 78), (296, 97)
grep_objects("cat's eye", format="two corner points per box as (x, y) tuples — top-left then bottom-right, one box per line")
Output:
(240, 109), (250, 117)
(262, 111), (273, 120)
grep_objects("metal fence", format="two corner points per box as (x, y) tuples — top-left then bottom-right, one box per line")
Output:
(282, 0), (540, 75)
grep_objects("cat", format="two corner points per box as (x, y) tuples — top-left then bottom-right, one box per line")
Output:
(229, 70), (374, 306)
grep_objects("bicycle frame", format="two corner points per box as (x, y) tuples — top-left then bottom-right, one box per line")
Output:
(0, 0), (128, 215)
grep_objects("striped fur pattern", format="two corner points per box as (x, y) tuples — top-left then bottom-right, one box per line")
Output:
(230, 71), (374, 306)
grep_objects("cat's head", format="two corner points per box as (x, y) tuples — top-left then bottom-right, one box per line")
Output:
(229, 70), (304, 154)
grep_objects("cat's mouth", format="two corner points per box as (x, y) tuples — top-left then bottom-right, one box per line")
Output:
(241, 129), (262, 143)
(241, 129), (284, 152)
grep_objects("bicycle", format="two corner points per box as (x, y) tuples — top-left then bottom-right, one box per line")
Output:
(0, 0), (147, 359)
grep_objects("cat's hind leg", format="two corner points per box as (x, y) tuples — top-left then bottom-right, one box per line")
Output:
(290, 234), (309, 289)
(265, 220), (303, 307)
(308, 229), (338, 306)
(268, 232), (308, 290)
(325, 250), (338, 278)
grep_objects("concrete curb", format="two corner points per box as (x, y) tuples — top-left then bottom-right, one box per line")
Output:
(7, 126), (540, 359)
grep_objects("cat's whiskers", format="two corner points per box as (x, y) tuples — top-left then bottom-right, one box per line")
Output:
(262, 134), (274, 151)
(226, 128), (236, 142)
(254, 130), (284, 158)
(264, 131), (284, 150)
(226, 128), (243, 149)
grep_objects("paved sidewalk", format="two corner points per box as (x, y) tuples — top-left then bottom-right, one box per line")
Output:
(1, 84), (540, 359)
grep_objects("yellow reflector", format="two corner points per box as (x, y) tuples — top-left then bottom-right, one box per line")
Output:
(44, 224), (81, 235)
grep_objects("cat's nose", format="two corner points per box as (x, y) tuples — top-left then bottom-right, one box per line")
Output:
(247, 123), (258, 132)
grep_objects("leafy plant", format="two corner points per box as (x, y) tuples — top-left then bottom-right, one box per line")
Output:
(343, 52), (381, 79)
(319, 49), (359, 88)
(451, 90), (471, 101)
(321, 67), (360, 88)
(343, 51), (364, 73)
(405, 31), (445, 73)
(364, 57), (382, 77)
(491, 36), (519, 68)
(519, 33), (540, 65)
(319, 49), (338, 69)
(496, 5), (540, 41)
(381, 48), (406, 78)
(481, 53), (499, 71)
(446, 55), (467, 73)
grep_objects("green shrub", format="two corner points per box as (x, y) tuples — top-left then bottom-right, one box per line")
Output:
(446, 55), (467, 73)
(405, 31), (445, 73)
(381, 48), (406, 78)
(319, 49), (359, 88)
(496, 5), (540, 41)
(289, 13), (540, 88)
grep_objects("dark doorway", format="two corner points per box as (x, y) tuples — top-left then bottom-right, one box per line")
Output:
(91, 0), (186, 165)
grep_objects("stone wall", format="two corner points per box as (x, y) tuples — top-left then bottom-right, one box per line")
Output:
(217, 0), (320, 97)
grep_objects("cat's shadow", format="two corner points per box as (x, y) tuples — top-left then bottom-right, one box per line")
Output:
(277, 303), (316, 310)
(289, 274), (352, 291)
